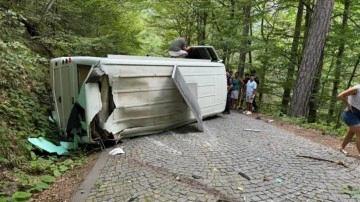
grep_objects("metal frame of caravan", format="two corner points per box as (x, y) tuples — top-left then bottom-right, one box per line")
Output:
(50, 47), (227, 143)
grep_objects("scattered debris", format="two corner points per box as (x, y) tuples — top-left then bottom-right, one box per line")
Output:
(337, 161), (347, 167)
(267, 119), (274, 123)
(296, 155), (348, 168)
(27, 137), (77, 155)
(237, 186), (244, 192)
(244, 129), (261, 132)
(346, 154), (360, 159)
(175, 176), (180, 181)
(238, 172), (250, 181)
(339, 148), (348, 155)
(109, 147), (125, 155)
(192, 175), (202, 179)
(263, 176), (270, 181)
(275, 178), (283, 184)
(127, 194), (139, 202)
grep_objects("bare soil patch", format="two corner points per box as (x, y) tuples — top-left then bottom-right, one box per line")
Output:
(30, 151), (101, 202)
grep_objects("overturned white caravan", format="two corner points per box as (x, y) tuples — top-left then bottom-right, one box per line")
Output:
(50, 46), (227, 144)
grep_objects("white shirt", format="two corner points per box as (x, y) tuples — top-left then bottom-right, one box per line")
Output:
(246, 80), (257, 96)
(348, 84), (360, 110)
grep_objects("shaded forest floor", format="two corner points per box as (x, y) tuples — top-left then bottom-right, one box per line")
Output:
(29, 112), (359, 202)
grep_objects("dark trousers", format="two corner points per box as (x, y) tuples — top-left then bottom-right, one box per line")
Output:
(253, 96), (258, 111)
(225, 92), (231, 113)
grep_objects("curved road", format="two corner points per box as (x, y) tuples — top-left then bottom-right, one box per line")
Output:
(73, 113), (360, 202)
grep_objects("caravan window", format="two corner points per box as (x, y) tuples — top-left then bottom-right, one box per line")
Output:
(77, 65), (92, 91)
(186, 47), (221, 62)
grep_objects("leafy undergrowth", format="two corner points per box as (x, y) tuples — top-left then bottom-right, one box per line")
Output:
(342, 185), (360, 200)
(0, 9), (84, 202)
(0, 150), (90, 202)
(262, 112), (348, 137)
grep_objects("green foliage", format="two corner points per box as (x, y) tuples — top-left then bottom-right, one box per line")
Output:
(0, 40), (49, 166)
(95, 181), (101, 190)
(11, 192), (31, 202)
(0, 155), (85, 199)
(34, 182), (50, 192)
(40, 175), (55, 184)
(278, 115), (307, 125)
(302, 122), (347, 137)
(53, 170), (61, 177)
(0, 0), (144, 200)
(342, 185), (360, 199)
(262, 110), (348, 137)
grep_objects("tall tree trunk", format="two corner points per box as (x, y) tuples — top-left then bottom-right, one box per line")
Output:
(308, 49), (324, 123)
(328, 0), (350, 122)
(39, 0), (57, 23)
(248, 21), (253, 66)
(281, 0), (304, 114)
(288, 0), (335, 117)
(237, 2), (251, 76)
(218, 0), (235, 65)
(196, 5), (208, 45)
(297, 0), (313, 72)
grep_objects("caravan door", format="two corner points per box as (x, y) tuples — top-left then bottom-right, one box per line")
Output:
(53, 63), (76, 135)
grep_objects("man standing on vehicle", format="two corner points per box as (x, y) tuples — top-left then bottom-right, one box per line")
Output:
(168, 37), (192, 58)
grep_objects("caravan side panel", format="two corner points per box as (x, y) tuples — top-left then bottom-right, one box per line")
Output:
(102, 64), (191, 136)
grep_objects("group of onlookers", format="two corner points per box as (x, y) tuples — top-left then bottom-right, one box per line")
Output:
(167, 37), (360, 156)
(224, 69), (259, 115)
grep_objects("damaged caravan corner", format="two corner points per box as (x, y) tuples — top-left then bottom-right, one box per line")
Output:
(50, 46), (226, 145)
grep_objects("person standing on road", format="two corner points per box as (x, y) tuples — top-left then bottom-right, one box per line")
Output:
(168, 37), (192, 58)
(338, 85), (360, 156)
(223, 69), (233, 114)
(251, 70), (260, 112)
(244, 74), (257, 115)
(239, 73), (249, 110)
(231, 72), (244, 109)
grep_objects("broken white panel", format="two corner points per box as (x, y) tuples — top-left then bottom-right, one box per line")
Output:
(84, 82), (102, 136)
(102, 64), (193, 138)
(109, 147), (125, 155)
(172, 65), (204, 131)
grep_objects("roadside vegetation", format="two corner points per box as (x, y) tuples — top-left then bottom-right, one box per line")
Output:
(0, 0), (359, 201)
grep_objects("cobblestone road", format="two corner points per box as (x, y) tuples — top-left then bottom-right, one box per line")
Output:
(74, 113), (360, 202)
